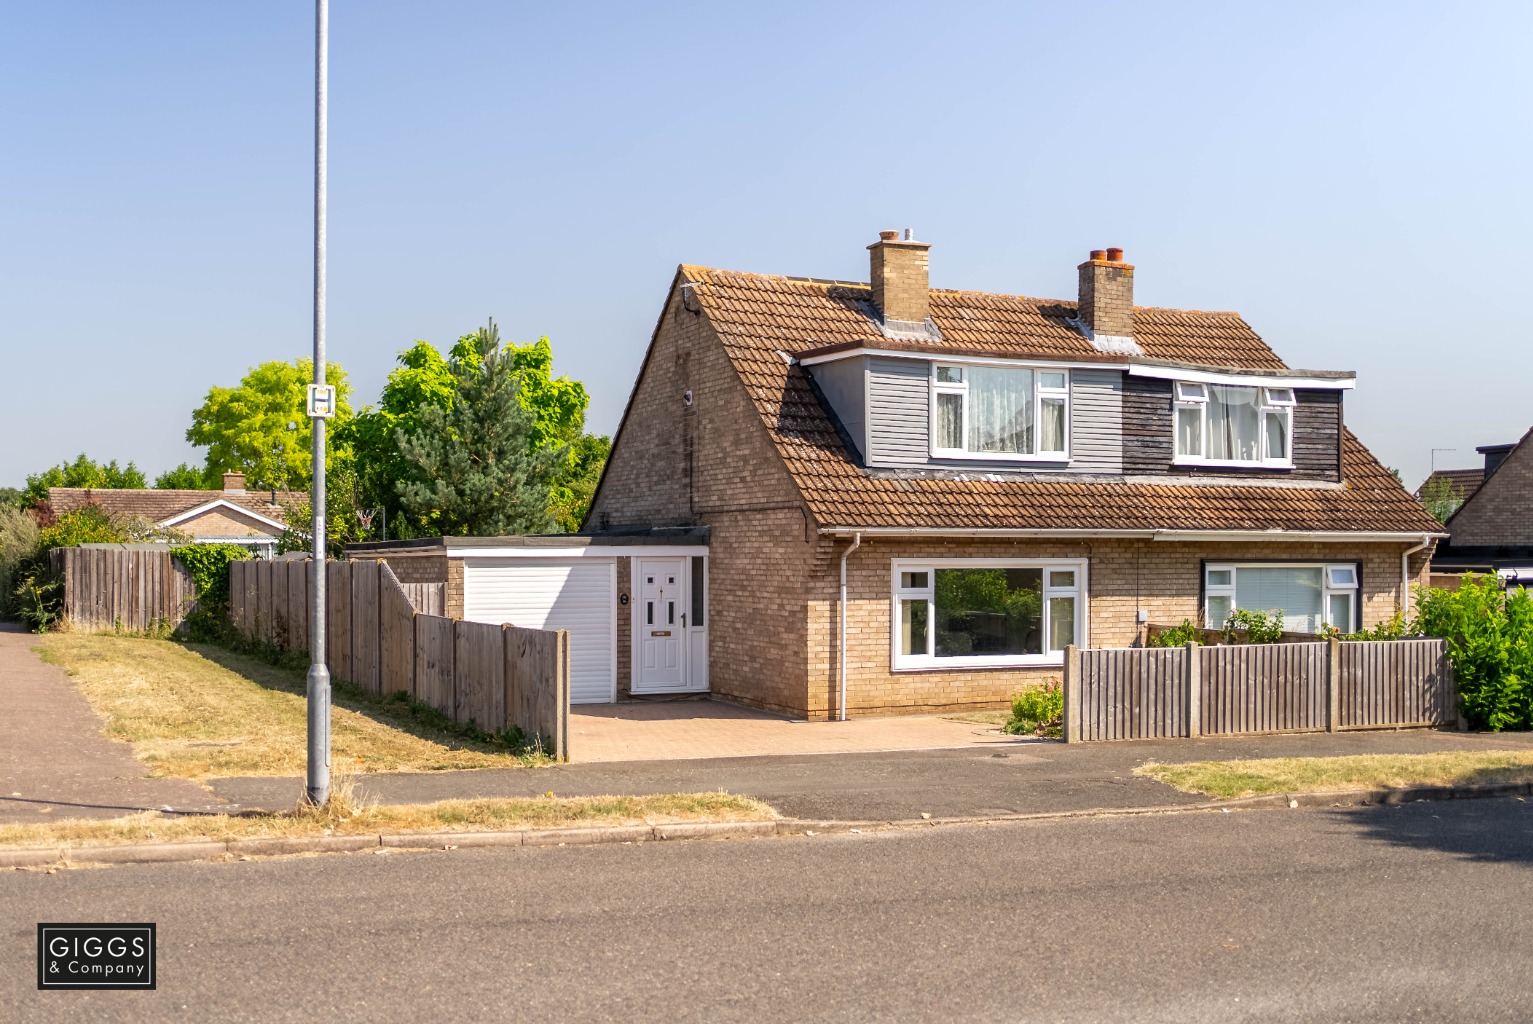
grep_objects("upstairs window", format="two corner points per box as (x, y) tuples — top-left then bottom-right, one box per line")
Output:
(932, 364), (1068, 460)
(1175, 382), (1293, 467)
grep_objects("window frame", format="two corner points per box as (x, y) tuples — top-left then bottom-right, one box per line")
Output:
(891, 557), (1088, 671)
(1202, 561), (1361, 633)
(929, 362), (1071, 462)
(1173, 381), (1295, 469)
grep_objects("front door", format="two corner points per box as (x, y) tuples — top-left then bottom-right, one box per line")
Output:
(635, 558), (684, 690)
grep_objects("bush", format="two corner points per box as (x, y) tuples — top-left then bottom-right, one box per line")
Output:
(1004, 680), (1064, 738)
(1222, 608), (1286, 644)
(0, 506), (39, 621)
(1415, 576), (1533, 731)
(1148, 619), (1202, 648)
(9, 505), (131, 631)
(172, 543), (250, 641)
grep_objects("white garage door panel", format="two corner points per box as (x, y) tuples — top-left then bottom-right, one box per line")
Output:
(462, 559), (614, 704)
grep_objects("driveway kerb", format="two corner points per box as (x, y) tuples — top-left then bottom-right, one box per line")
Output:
(5, 780), (1531, 869)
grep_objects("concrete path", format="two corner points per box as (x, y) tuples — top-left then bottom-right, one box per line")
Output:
(568, 699), (1024, 762)
(0, 624), (216, 823)
(208, 725), (1533, 821)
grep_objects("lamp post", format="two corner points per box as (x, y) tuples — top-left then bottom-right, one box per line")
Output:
(305, 0), (331, 807)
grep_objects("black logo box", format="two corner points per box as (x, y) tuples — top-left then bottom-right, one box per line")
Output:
(38, 924), (156, 990)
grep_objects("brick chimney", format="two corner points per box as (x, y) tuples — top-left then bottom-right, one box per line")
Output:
(868, 228), (932, 325)
(1077, 247), (1134, 339)
(222, 471), (246, 493)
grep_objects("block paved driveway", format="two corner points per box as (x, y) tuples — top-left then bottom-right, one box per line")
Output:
(568, 699), (1029, 762)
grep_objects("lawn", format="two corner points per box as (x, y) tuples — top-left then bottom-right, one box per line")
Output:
(1136, 750), (1533, 799)
(37, 634), (549, 780)
(0, 791), (773, 849)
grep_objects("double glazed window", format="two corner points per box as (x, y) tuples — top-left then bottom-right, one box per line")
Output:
(1175, 383), (1295, 466)
(933, 364), (1068, 459)
(893, 559), (1084, 669)
(1204, 563), (1359, 633)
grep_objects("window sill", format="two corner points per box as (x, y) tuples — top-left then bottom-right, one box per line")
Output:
(1172, 458), (1294, 471)
(931, 450), (1071, 464)
(892, 656), (1065, 673)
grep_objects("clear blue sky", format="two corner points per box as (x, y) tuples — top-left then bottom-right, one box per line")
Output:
(3, 1), (1529, 490)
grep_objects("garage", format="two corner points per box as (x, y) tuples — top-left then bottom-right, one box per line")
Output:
(462, 557), (616, 704)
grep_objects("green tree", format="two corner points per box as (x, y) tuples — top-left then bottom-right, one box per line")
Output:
(154, 463), (216, 490)
(1420, 475), (1467, 523)
(0, 487), (22, 509)
(396, 322), (563, 536)
(23, 454), (147, 507)
(186, 359), (352, 492)
(550, 433), (610, 532)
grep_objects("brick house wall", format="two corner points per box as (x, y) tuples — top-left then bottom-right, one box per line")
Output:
(588, 283), (818, 714)
(1448, 436), (1533, 548)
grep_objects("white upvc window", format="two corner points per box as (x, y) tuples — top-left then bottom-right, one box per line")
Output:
(1174, 382), (1294, 467)
(932, 363), (1069, 461)
(1203, 562), (1361, 633)
(892, 558), (1086, 670)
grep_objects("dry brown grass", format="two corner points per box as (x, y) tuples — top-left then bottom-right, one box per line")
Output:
(941, 711), (1010, 727)
(0, 791), (772, 849)
(36, 634), (546, 780)
(1136, 750), (1533, 799)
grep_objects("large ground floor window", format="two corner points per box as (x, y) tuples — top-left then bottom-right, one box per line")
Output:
(892, 558), (1085, 669)
(1203, 562), (1360, 633)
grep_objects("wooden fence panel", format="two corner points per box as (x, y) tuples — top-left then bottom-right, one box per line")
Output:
(229, 560), (247, 637)
(1199, 642), (1327, 735)
(1339, 639), (1455, 728)
(287, 560), (310, 655)
(506, 625), (569, 759)
(414, 614), (455, 716)
(454, 620), (505, 728)
(1079, 647), (1185, 741)
(378, 564), (416, 697)
(326, 561), (352, 682)
(240, 558), (259, 638)
(402, 583), (445, 616)
(54, 548), (195, 635)
(269, 561), (292, 651)
(350, 560), (381, 694)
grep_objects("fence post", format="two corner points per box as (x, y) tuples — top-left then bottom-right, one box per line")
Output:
(1185, 641), (1201, 739)
(1327, 636), (1341, 733)
(1063, 644), (1081, 743)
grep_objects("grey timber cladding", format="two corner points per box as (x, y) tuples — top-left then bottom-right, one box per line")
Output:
(861, 358), (1124, 473)
(808, 355), (867, 461)
(1121, 377), (1342, 481)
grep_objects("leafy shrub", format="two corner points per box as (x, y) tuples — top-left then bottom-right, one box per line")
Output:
(1222, 608), (1286, 644)
(1415, 576), (1533, 731)
(9, 505), (131, 631)
(1149, 619), (1203, 648)
(173, 543), (250, 641)
(1322, 612), (1409, 642)
(1004, 679), (1064, 738)
(0, 506), (39, 620)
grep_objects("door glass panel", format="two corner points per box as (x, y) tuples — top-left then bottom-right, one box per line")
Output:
(934, 567), (1043, 657)
(667, 601), (675, 626)
(646, 602), (653, 626)
(899, 600), (928, 657)
(690, 557), (705, 627)
(1048, 596), (1076, 652)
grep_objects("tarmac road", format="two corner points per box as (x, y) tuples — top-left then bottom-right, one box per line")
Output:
(7, 798), (1533, 1023)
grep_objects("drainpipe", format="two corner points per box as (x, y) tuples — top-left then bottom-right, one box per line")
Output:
(1401, 534), (1432, 619)
(838, 532), (862, 722)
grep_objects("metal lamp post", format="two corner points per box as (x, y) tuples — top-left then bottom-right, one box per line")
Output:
(306, 0), (332, 806)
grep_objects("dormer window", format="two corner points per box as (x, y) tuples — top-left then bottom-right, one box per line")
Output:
(931, 364), (1069, 460)
(1174, 381), (1293, 467)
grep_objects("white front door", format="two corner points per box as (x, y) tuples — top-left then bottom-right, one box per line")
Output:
(636, 559), (684, 690)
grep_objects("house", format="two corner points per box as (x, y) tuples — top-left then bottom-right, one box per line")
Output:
(1416, 466), (1484, 503)
(49, 472), (301, 558)
(356, 233), (1443, 719)
(1433, 429), (1533, 585)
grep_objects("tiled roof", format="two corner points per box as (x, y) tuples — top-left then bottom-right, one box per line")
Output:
(49, 487), (301, 531)
(681, 265), (1442, 535)
(1415, 468), (1483, 499)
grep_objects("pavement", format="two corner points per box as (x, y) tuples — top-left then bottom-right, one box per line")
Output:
(8, 798), (1533, 1022)
(0, 625), (220, 824)
(568, 699), (1023, 762)
(208, 726), (1533, 821)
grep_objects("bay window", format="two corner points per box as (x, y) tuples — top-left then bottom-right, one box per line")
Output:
(933, 364), (1068, 460)
(1174, 382), (1294, 466)
(894, 559), (1085, 669)
(1203, 562), (1360, 633)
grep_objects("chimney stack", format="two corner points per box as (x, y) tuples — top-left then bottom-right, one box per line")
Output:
(868, 228), (932, 325)
(222, 471), (246, 493)
(1077, 246), (1134, 339)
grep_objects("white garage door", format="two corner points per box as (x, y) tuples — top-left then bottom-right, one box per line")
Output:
(461, 558), (615, 704)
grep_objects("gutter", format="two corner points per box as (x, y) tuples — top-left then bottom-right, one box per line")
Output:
(838, 532), (862, 723)
(818, 527), (1450, 544)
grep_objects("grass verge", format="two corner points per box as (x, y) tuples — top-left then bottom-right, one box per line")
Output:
(0, 791), (771, 849)
(1136, 750), (1533, 799)
(36, 634), (549, 779)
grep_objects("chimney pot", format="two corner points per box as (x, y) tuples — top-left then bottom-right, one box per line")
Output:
(903, 228), (914, 241)
(1089, 249), (1107, 262)
(879, 230), (900, 241)
(1106, 247), (1124, 262)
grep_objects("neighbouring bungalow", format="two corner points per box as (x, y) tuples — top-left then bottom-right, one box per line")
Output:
(50, 472), (301, 559)
(354, 232), (1443, 720)
(1432, 428), (1533, 586)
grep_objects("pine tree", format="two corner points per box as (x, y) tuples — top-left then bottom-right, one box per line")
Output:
(395, 321), (563, 536)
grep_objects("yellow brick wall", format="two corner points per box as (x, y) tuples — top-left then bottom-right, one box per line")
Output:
(1448, 439), (1533, 548)
(180, 508), (278, 539)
